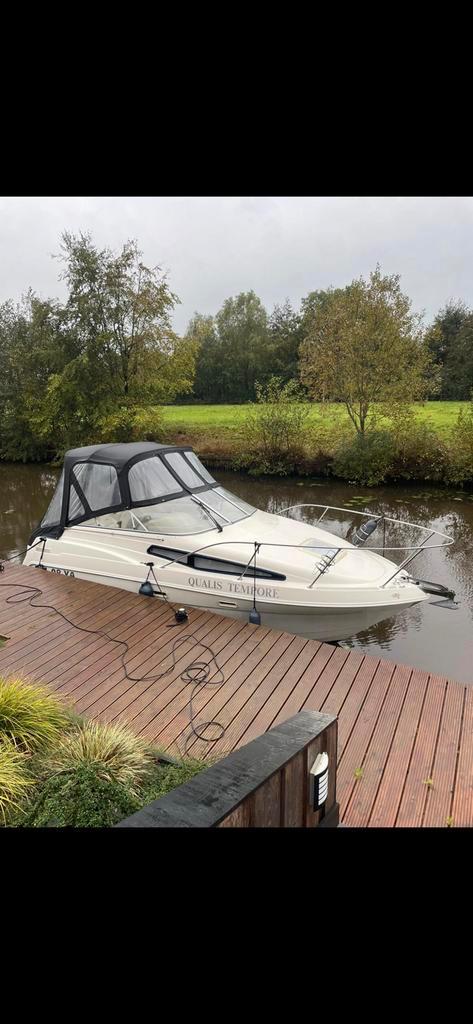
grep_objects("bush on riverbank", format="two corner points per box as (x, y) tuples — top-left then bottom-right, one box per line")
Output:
(445, 406), (473, 484)
(235, 378), (310, 476)
(197, 407), (471, 488)
(145, 396), (470, 487)
(2, 396), (473, 488)
(96, 406), (166, 445)
(331, 431), (394, 486)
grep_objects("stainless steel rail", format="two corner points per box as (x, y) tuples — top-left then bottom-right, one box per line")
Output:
(155, 503), (454, 590)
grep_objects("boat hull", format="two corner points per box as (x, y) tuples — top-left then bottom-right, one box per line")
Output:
(23, 505), (429, 643)
(30, 563), (423, 643)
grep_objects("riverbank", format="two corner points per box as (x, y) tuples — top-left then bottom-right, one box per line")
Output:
(158, 401), (473, 488)
(2, 401), (472, 488)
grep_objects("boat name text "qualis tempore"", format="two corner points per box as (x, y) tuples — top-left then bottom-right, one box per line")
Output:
(187, 576), (279, 599)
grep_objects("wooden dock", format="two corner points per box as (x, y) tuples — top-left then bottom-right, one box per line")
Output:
(0, 564), (471, 828)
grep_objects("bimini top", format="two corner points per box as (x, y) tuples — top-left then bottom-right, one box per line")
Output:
(29, 442), (218, 543)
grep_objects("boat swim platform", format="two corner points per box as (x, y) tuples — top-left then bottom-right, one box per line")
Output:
(0, 563), (471, 828)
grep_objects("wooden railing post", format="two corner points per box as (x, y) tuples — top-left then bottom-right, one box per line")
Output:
(116, 710), (339, 828)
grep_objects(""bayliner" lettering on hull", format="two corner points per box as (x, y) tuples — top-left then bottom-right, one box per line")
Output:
(187, 576), (279, 599)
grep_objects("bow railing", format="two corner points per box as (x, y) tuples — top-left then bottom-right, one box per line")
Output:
(154, 503), (454, 590)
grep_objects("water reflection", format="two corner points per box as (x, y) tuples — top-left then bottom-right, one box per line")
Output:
(0, 464), (60, 560)
(0, 463), (471, 683)
(343, 604), (424, 652)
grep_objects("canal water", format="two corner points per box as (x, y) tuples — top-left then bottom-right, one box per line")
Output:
(1, 463), (472, 683)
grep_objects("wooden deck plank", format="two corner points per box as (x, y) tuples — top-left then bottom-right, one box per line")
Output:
(423, 681), (465, 828)
(0, 578), (104, 643)
(144, 626), (281, 752)
(188, 630), (307, 761)
(89, 614), (248, 722)
(144, 623), (283, 748)
(304, 648), (365, 715)
(55, 609), (213, 702)
(368, 668), (430, 827)
(270, 643), (348, 733)
(0, 584), (114, 650)
(451, 686), (473, 827)
(47, 601), (182, 693)
(0, 590), (138, 678)
(211, 635), (310, 754)
(0, 582), (137, 655)
(343, 663), (413, 826)
(395, 674), (447, 827)
(42, 600), (179, 691)
(335, 657), (397, 820)
(0, 564), (470, 828)
(325, 655), (381, 755)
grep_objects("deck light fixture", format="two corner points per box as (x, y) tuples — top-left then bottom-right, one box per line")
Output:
(310, 751), (329, 811)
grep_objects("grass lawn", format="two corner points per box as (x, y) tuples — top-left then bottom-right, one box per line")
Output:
(161, 401), (468, 437)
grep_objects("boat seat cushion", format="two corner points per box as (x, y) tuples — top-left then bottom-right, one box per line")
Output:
(94, 512), (131, 529)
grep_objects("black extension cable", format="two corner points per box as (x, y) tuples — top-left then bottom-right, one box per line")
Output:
(0, 544), (226, 756)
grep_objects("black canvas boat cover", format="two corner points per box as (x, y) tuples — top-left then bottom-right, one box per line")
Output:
(29, 442), (217, 543)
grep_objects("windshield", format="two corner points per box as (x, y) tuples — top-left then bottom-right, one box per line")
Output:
(200, 487), (255, 523)
(184, 451), (216, 484)
(81, 487), (255, 535)
(84, 496), (225, 535)
(163, 451), (204, 488)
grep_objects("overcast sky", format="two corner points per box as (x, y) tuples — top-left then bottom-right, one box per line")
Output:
(1, 196), (472, 333)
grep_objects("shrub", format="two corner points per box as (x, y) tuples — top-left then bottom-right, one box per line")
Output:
(444, 406), (473, 484)
(97, 405), (166, 444)
(43, 719), (155, 794)
(332, 430), (394, 485)
(13, 752), (208, 827)
(0, 677), (69, 753)
(237, 377), (310, 475)
(389, 416), (448, 482)
(139, 755), (208, 805)
(132, 407), (167, 442)
(16, 763), (140, 827)
(0, 738), (34, 823)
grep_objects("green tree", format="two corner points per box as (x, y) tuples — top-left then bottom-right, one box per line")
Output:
(425, 301), (473, 399)
(214, 291), (271, 402)
(299, 289), (345, 401)
(58, 232), (192, 404)
(0, 293), (74, 460)
(300, 288), (343, 329)
(0, 233), (195, 461)
(268, 300), (303, 385)
(190, 291), (271, 403)
(187, 313), (224, 402)
(299, 267), (437, 434)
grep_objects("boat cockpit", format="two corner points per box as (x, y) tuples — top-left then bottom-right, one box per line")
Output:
(29, 442), (256, 544)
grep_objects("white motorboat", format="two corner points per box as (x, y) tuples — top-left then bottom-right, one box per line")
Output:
(23, 442), (453, 642)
